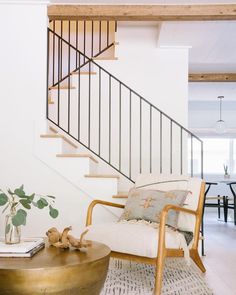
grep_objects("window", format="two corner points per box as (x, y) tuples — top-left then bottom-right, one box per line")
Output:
(202, 138), (230, 174)
(188, 137), (235, 175)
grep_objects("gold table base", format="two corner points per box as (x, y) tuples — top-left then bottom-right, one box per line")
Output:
(0, 241), (110, 295)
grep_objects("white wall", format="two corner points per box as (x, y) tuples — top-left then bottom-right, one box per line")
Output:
(99, 22), (189, 126)
(0, 1), (115, 238)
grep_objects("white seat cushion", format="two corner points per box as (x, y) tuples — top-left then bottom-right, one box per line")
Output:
(86, 222), (187, 258)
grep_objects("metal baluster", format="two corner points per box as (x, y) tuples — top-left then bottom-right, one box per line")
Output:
(88, 62), (91, 148)
(60, 21), (63, 80)
(191, 134), (193, 177)
(57, 36), (60, 126)
(140, 98), (142, 174)
(160, 113), (162, 173)
(46, 29), (49, 119)
(76, 21), (78, 68)
(129, 90), (132, 179)
(150, 105), (152, 173)
(201, 141), (204, 179)
(68, 20), (71, 133)
(109, 75), (111, 163)
(99, 68), (101, 155)
(78, 52), (81, 141)
(91, 21), (94, 57)
(52, 20), (55, 85)
(107, 21), (109, 46)
(83, 21), (86, 63)
(99, 21), (101, 52)
(170, 120), (173, 174)
(119, 83), (121, 171)
(180, 127), (183, 174)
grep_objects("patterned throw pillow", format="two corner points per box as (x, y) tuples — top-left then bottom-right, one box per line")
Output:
(119, 188), (189, 228)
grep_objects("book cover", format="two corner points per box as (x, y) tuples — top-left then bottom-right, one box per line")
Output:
(0, 243), (45, 258)
(0, 238), (44, 253)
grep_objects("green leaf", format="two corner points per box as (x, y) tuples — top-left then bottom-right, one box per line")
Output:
(18, 209), (27, 217)
(49, 205), (59, 218)
(46, 195), (56, 199)
(14, 188), (25, 198)
(0, 193), (8, 206)
(28, 193), (35, 201)
(37, 199), (45, 209)
(19, 199), (31, 209)
(5, 223), (10, 234)
(40, 198), (48, 206)
(12, 210), (27, 226)
(19, 184), (24, 190)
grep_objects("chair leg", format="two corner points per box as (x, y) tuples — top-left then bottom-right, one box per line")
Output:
(154, 253), (165, 295)
(217, 196), (221, 219)
(234, 196), (236, 226)
(223, 196), (228, 223)
(190, 249), (206, 273)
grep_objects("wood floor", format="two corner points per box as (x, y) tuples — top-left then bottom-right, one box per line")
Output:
(202, 209), (236, 295)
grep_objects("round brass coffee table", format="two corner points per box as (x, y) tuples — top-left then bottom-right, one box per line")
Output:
(0, 241), (110, 295)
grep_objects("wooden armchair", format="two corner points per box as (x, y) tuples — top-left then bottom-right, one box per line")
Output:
(86, 175), (206, 295)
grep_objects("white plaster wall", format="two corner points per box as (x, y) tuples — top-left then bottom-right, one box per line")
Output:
(102, 22), (189, 126)
(0, 1), (116, 239)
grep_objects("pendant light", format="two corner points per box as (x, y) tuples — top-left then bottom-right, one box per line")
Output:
(215, 95), (226, 134)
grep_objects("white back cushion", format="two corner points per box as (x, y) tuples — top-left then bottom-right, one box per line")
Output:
(135, 174), (203, 232)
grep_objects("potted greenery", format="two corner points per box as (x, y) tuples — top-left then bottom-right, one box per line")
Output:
(0, 185), (59, 244)
(223, 164), (230, 179)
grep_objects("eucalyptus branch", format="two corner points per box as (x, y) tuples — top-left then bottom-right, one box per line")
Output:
(0, 185), (59, 227)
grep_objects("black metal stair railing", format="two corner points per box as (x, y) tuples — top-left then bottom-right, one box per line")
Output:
(48, 20), (116, 89)
(47, 28), (203, 183)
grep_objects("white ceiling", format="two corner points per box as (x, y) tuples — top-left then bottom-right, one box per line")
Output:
(158, 21), (236, 72)
(157, 20), (236, 101)
(189, 83), (236, 101)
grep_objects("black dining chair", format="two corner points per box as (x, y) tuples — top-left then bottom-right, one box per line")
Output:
(201, 182), (227, 255)
(225, 182), (236, 225)
(204, 182), (227, 221)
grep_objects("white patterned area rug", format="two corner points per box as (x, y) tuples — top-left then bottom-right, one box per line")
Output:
(101, 258), (213, 295)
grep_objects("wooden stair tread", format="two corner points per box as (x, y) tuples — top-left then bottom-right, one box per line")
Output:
(113, 194), (128, 199)
(40, 134), (78, 149)
(84, 174), (119, 179)
(113, 191), (128, 198)
(49, 85), (76, 90)
(92, 57), (118, 61)
(71, 71), (97, 75)
(40, 134), (61, 138)
(49, 126), (58, 134)
(56, 154), (98, 163)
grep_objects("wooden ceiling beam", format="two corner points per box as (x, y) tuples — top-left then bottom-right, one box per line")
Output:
(189, 73), (236, 82)
(48, 4), (236, 21)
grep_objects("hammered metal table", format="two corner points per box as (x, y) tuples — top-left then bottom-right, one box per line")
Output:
(0, 241), (110, 295)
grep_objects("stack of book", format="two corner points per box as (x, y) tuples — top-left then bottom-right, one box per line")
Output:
(0, 238), (45, 258)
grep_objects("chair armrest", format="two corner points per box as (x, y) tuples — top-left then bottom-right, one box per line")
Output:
(161, 204), (197, 217)
(86, 200), (125, 226)
(158, 205), (199, 254)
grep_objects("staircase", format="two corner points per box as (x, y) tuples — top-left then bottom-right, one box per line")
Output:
(38, 20), (203, 203)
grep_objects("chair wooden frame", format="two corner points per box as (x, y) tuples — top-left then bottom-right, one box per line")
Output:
(86, 182), (206, 295)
